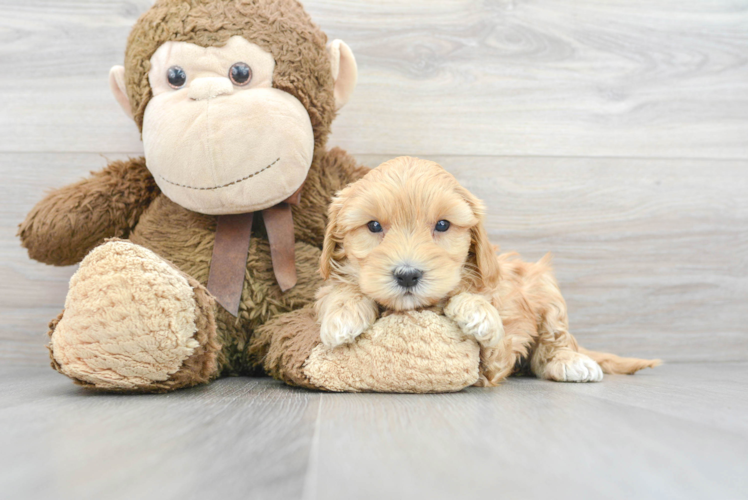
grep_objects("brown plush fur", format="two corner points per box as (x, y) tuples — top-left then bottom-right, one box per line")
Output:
(163, 274), (222, 390)
(250, 307), (323, 390)
(124, 0), (336, 148)
(19, 0), (368, 391)
(29, 151), (365, 387)
(18, 157), (159, 266)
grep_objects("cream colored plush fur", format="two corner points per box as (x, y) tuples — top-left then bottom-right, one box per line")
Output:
(51, 240), (200, 390)
(109, 35), (358, 216)
(303, 310), (480, 393)
(141, 37), (314, 215)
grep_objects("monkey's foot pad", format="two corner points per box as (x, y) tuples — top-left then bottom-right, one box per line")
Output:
(258, 308), (481, 393)
(50, 240), (202, 390)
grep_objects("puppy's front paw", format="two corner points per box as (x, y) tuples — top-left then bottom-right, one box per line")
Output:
(444, 293), (504, 347)
(319, 306), (376, 348)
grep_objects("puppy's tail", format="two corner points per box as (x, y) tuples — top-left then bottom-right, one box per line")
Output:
(579, 347), (662, 375)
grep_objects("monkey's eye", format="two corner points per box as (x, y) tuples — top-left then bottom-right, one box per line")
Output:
(367, 221), (383, 233)
(167, 66), (187, 89)
(229, 62), (252, 86)
(435, 220), (451, 232)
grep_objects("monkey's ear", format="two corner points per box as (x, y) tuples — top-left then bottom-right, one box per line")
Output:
(109, 66), (133, 119)
(328, 40), (357, 111)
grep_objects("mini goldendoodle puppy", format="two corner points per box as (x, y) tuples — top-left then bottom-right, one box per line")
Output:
(315, 157), (660, 384)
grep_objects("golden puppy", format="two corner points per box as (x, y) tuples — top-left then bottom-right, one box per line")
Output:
(315, 157), (660, 383)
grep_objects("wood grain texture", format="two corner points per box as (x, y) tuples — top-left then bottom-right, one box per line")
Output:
(0, 369), (322, 500)
(3, 153), (745, 365)
(1, 364), (746, 500)
(308, 363), (748, 500)
(1, 0), (747, 157)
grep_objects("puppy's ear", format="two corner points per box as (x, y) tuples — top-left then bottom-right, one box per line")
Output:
(319, 187), (349, 280)
(470, 219), (500, 289)
(458, 186), (500, 289)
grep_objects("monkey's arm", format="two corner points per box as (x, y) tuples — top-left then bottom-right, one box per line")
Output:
(18, 157), (160, 266)
(294, 147), (370, 247)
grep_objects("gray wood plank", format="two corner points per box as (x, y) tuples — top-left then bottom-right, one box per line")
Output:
(0, 0), (147, 153)
(1, 0), (747, 158)
(3, 364), (746, 500)
(0, 368), (321, 500)
(2, 153), (746, 365)
(561, 362), (748, 435)
(307, 363), (748, 500)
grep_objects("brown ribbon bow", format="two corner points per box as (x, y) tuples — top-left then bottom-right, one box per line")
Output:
(206, 186), (303, 316)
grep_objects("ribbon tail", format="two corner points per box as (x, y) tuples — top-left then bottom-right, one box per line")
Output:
(262, 204), (298, 292)
(207, 213), (254, 317)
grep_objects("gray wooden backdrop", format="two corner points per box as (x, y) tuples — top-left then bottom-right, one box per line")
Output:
(1, 0), (746, 366)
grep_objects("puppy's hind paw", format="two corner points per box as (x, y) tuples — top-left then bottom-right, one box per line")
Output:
(444, 293), (504, 347)
(539, 351), (604, 383)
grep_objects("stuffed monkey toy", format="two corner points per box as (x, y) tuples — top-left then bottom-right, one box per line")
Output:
(19, 0), (371, 392)
(20, 0), (654, 394)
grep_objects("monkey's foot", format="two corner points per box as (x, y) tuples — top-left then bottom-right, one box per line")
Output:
(251, 308), (481, 393)
(49, 240), (220, 392)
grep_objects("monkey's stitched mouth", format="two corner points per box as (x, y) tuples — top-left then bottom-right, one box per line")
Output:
(158, 157), (280, 191)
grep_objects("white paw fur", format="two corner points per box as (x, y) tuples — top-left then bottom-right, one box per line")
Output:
(541, 351), (604, 383)
(444, 292), (504, 347)
(319, 307), (375, 348)
(316, 284), (378, 348)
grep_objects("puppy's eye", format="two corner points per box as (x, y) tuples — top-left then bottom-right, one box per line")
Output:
(435, 220), (451, 232)
(367, 221), (383, 233)
(167, 66), (187, 89)
(229, 62), (252, 86)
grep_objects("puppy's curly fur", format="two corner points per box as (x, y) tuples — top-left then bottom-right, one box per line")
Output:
(316, 157), (661, 384)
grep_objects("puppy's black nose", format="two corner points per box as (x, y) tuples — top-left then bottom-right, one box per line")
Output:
(394, 269), (423, 289)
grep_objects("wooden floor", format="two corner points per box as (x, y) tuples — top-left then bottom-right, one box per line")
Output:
(1, 0), (747, 498)
(1, 364), (746, 500)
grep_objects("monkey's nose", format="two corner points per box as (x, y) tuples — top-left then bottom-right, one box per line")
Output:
(394, 269), (423, 289)
(188, 77), (234, 101)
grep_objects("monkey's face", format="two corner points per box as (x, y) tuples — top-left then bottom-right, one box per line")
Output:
(142, 36), (314, 215)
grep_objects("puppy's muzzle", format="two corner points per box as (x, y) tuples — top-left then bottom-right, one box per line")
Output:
(394, 268), (423, 290)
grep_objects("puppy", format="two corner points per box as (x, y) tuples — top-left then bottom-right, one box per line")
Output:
(315, 157), (660, 384)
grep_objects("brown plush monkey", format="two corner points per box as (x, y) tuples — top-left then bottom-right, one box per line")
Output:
(19, 0), (369, 392)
